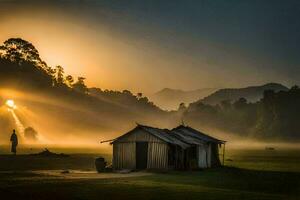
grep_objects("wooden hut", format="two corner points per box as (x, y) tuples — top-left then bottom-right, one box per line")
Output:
(111, 124), (189, 170)
(110, 124), (225, 170)
(172, 125), (225, 168)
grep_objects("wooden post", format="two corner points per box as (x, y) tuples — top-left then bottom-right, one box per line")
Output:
(222, 143), (225, 166)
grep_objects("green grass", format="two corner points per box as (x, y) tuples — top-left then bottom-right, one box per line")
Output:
(0, 148), (299, 200)
(0, 168), (299, 200)
(225, 149), (300, 172)
(0, 154), (111, 171)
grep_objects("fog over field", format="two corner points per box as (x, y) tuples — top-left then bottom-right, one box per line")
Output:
(0, 88), (139, 146)
(1, 88), (299, 154)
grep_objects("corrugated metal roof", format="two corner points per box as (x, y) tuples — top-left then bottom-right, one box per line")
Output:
(172, 125), (225, 144)
(138, 125), (191, 149)
(111, 124), (224, 148)
(170, 129), (205, 145)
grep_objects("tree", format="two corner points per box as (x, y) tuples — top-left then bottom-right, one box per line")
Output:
(73, 77), (88, 94)
(65, 75), (74, 88)
(0, 38), (53, 78)
(138, 97), (150, 104)
(122, 90), (133, 96)
(178, 102), (187, 111)
(137, 93), (143, 99)
(0, 45), (5, 57)
(177, 102), (187, 117)
(24, 127), (38, 141)
(1, 38), (41, 64)
(54, 65), (65, 86)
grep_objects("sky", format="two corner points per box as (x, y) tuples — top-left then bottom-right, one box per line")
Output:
(0, 0), (299, 94)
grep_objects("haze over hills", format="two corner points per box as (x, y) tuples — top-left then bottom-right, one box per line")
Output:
(0, 38), (299, 143)
(150, 88), (218, 110)
(150, 83), (288, 110)
(0, 38), (173, 144)
(198, 83), (289, 106)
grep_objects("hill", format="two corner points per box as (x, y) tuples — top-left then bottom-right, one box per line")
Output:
(0, 38), (171, 144)
(150, 88), (217, 110)
(185, 86), (300, 141)
(198, 83), (288, 105)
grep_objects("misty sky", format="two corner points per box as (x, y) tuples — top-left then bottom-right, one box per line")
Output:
(0, 0), (299, 93)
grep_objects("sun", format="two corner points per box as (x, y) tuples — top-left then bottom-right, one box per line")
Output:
(6, 99), (17, 109)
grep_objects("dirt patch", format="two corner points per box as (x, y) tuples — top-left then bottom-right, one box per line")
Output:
(32, 170), (152, 179)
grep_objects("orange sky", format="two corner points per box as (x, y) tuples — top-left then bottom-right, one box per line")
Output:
(0, 12), (212, 94)
(0, 1), (294, 94)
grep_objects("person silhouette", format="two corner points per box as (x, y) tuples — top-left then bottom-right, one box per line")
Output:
(10, 129), (18, 155)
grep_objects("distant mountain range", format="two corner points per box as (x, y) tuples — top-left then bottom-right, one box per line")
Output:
(150, 83), (288, 110)
(150, 88), (218, 110)
(198, 83), (289, 105)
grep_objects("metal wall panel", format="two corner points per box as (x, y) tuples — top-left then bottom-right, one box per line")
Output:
(147, 142), (168, 169)
(207, 143), (212, 168)
(197, 144), (208, 168)
(116, 129), (162, 143)
(113, 142), (136, 169)
(113, 129), (168, 169)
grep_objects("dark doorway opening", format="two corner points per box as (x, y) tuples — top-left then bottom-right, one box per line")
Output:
(136, 142), (148, 169)
(168, 145), (176, 169)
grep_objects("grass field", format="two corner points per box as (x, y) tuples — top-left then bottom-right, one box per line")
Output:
(225, 149), (300, 172)
(0, 148), (299, 200)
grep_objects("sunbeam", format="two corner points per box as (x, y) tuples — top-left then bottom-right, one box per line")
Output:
(8, 109), (25, 139)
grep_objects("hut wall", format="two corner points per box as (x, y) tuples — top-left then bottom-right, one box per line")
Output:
(147, 142), (168, 169)
(199, 143), (221, 168)
(113, 142), (136, 169)
(174, 146), (185, 169)
(197, 144), (208, 168)
(116, 129), (162, 142)
(207, 143), (212, 168)
(113, 128), (168, 169)
(210, 143), (221, 167)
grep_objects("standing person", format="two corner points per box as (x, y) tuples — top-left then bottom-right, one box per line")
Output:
(10, 129), (18, 155)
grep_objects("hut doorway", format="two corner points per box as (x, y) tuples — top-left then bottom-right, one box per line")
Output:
(136, 142), (148, 169)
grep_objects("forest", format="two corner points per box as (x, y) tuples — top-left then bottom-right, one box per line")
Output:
(184, 86), (300, 140)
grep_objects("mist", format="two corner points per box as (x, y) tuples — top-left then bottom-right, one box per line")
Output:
(0, 87), (171, 152)
(1, 87), (299, 154)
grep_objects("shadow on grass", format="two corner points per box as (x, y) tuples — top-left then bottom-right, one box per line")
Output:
(0, 167), (299, 200)
(144, 166), (300, 194)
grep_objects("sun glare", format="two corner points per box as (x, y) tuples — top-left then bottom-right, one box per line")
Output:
(6, 99), (17, 109)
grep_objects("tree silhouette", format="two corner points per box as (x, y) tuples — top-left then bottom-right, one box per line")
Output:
(122, 90), (132, 96)
(0, 38), (55, 88)
(137, 93), (143, 99)
(1, 38), (41, 65)
(73, 77), (88, 94)
(65, 75), (74, 88)
(24, 127), (38, 141)
(178, 102), (187, 111)
(54, 65), (65, 86)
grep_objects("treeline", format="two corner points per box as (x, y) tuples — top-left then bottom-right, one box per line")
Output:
(89, 88), (161, 113)
(0, 38), (87, 93)
(183, 87), (300, 140)
(0, 38), (159, 112)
